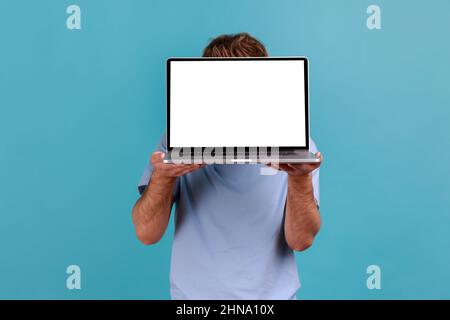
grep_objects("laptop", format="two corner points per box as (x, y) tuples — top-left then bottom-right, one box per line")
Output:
(164, 57), (320, 164)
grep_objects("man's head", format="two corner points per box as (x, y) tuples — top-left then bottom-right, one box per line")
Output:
(202, 33), (268, 58)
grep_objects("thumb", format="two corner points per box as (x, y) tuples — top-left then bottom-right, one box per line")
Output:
(151, 151), (165, 164)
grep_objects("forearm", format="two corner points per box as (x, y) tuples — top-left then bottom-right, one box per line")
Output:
(132, 173), (176, 245)
(284, 174), (321, 251)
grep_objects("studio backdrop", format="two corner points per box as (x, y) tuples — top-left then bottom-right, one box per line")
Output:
(1, 0), (449, 299)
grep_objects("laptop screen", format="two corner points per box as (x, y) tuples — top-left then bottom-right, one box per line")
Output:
(168, 58), (308, 149)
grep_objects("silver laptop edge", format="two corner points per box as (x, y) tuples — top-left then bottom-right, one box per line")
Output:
(164, 57), (319, 164)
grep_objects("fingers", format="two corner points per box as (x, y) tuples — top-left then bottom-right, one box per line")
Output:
(173, 164), (203, 176)
(268, 162), (292, 172)
(316, 152), (323, 163)
(287, 163), (315, 169)
(150, 151), (165, 165)
(150, 151), (205, 177)
(278, 164), (293, 172)
(267, 151), (324, 176)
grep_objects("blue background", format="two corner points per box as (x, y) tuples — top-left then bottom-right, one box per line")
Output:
(1, 0), (449, 299)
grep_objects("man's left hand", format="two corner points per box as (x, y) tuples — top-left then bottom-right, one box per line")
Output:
(269, 152), (323, 177)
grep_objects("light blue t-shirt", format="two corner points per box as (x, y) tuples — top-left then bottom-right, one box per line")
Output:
(138, 134), (320, 300)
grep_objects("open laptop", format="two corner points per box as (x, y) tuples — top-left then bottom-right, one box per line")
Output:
(164, 57), (320, 164)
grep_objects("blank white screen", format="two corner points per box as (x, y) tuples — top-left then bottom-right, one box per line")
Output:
(170, 59), (306, 147)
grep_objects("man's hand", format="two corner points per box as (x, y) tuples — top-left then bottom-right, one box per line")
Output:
(270, 152), (323, 252)
(151, 151), (204, 180)
(132, 151), (204, 246)
(269, 152), (323, 177)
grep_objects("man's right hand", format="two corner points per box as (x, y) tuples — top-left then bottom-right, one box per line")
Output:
(151, 151), (204, 180)
(132, 151), (204, 245)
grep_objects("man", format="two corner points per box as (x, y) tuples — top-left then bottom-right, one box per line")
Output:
(132, 33), (323, 300)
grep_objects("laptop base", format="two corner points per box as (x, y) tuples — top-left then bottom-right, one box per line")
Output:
(163, 150), (320, 164)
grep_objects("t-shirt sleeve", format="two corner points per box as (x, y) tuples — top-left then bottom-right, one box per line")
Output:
(309, 138), (320, 208)
(137, 133), (180, 200)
